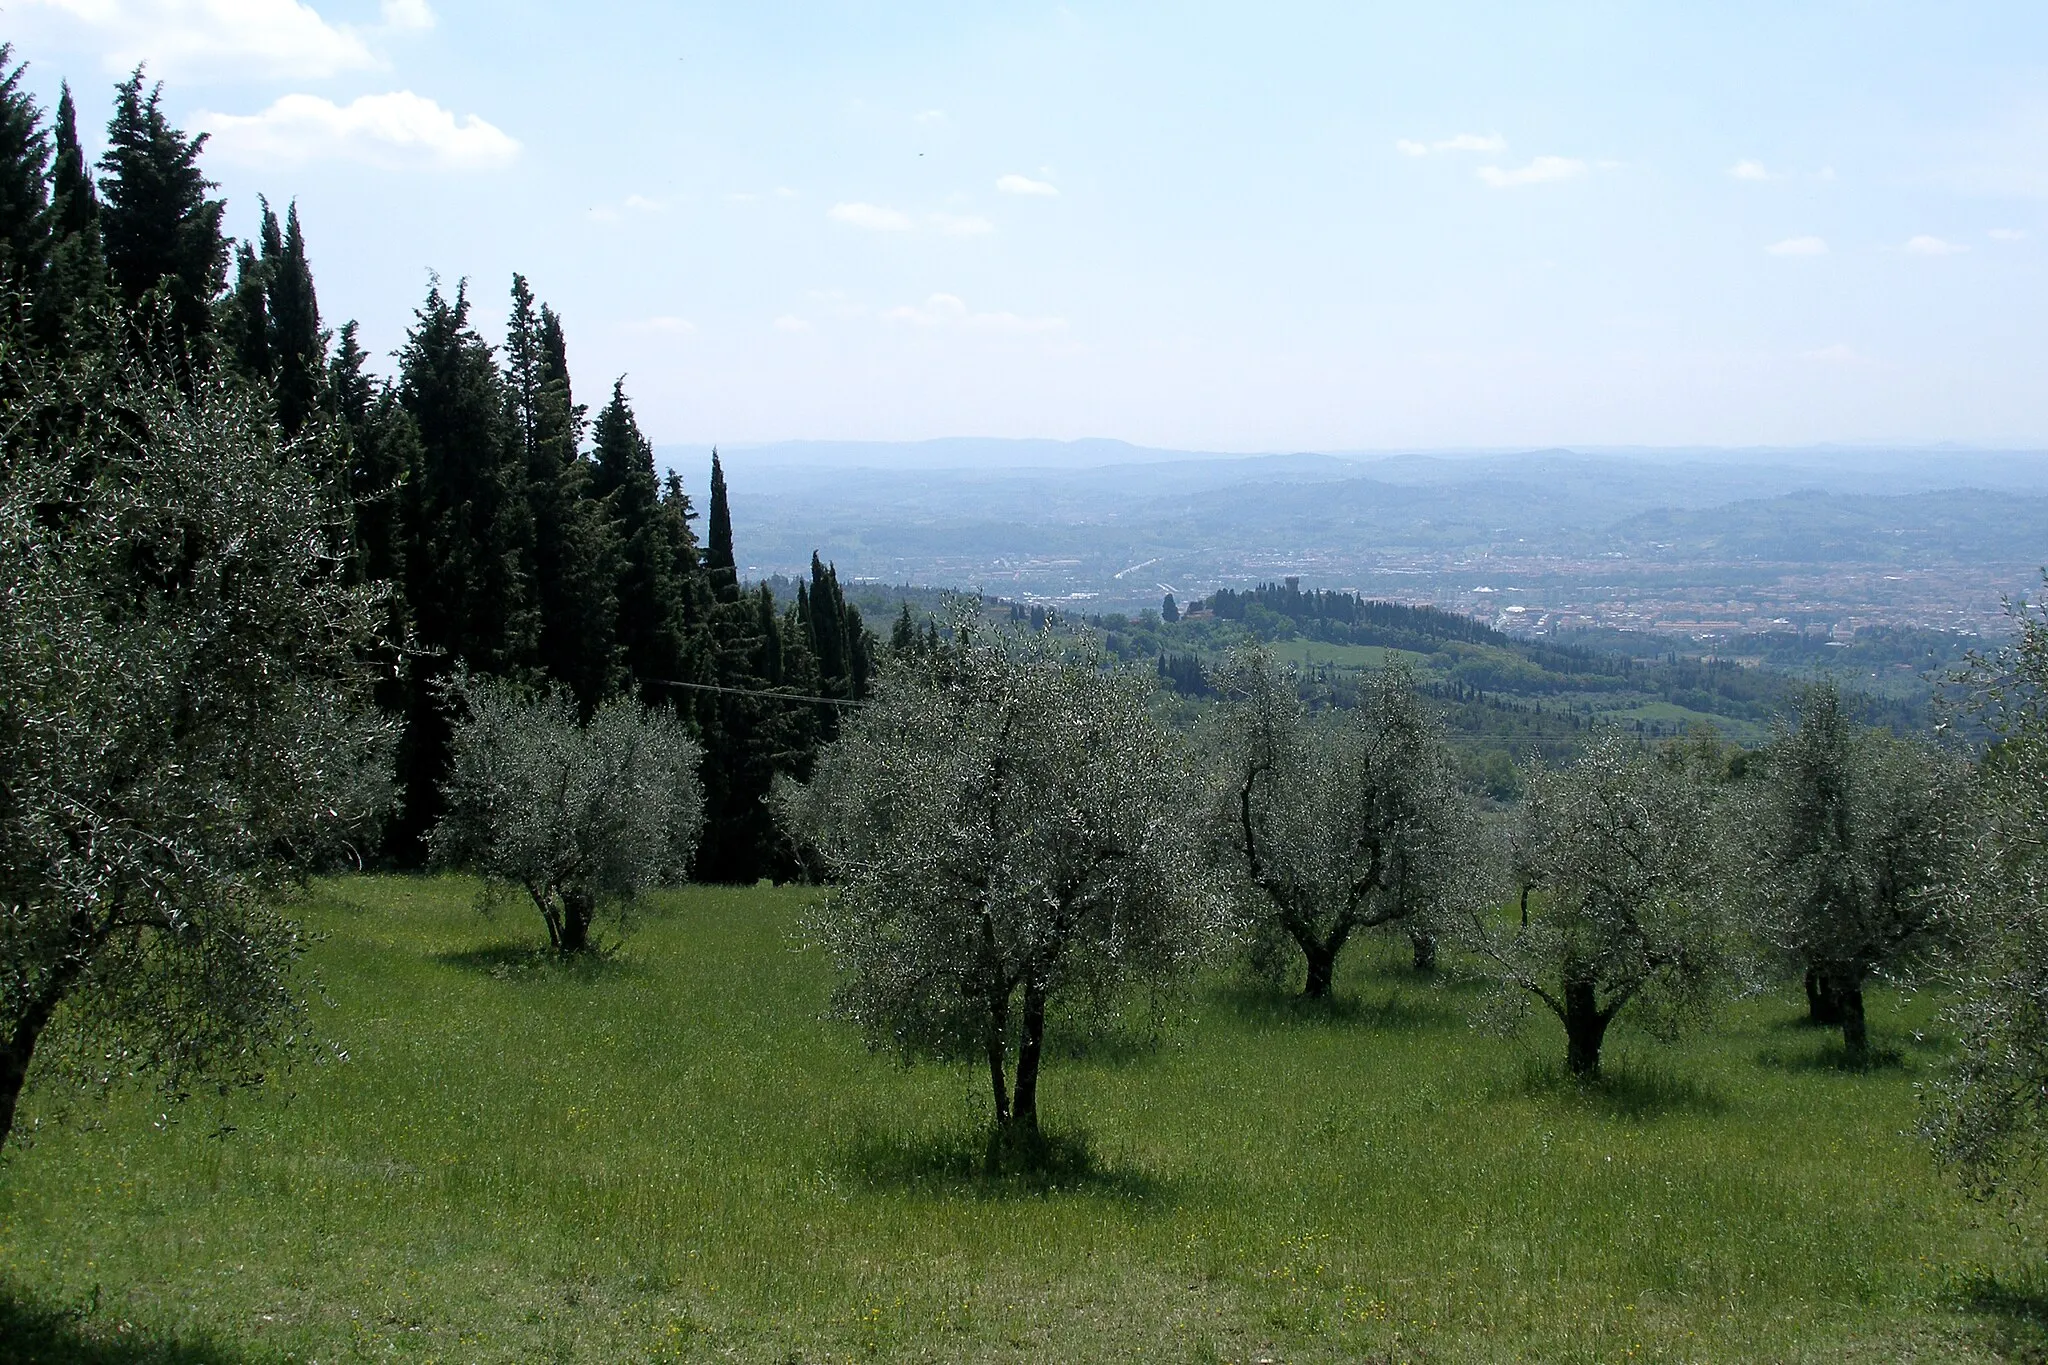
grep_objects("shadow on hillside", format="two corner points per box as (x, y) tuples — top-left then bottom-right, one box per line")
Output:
(1754, 1040), (1908, 1074)
(1215, 982), (1455, 1034)
(1508, 1056), (1730, 1121)
(0, 1283), (254, 1365)
(839, 1123), (1170, 1204)
(1956, 1272), (2048, 1363)
(431, 941), (636, 982)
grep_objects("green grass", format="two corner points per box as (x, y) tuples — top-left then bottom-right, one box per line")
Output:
(1265, 640), (1434, 673)
(2, 876), (2042, 1363)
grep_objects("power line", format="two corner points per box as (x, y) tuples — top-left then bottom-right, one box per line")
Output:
(647, 677), (864, 707)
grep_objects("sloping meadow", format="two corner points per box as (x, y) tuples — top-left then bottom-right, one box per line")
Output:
(1, 877), (2038, 1363)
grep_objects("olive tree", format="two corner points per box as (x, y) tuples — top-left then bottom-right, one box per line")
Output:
(1211, 648), (1480, 997)
(1460, 738), (1734, 1079)
(0, 348), (394, 1157)
(1742, 681), (1970, 1058)
(777, 625), (1223, 1137)
(431, 678), (705, 954)
(1926, 594), (2048, 1189)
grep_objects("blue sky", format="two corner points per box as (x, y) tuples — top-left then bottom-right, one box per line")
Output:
(9, 1), (2048, 450)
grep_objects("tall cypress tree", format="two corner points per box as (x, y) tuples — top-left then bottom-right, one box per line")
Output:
(224, 238), (270, 378)
(34, 83), (109, 353)
(589, 377), (682, 703)
(704, 449), (739, 602)
(267, 203), (324, 435)
(98, 68), (228, 347)
(391, 279), (539, 858)
(508, 278), (619, 713)
(0, 46), (50, 293)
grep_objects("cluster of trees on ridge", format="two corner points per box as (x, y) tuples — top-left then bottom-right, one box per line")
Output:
(2, 46), (2047, 1205)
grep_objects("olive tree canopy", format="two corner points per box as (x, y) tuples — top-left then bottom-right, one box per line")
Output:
(1210, 648), (1481, 996)
(1460, 738), (1735, 1079)
(778, 624), (1224, 1135)
(0, 346), (393, 1156)
(1927, 595), (2048, 1190)
(1742, 680), (1970, 1058)
(431, 678), (705, 955)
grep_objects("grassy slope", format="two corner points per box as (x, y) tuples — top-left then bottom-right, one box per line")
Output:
(1, 877), (2041, 1364)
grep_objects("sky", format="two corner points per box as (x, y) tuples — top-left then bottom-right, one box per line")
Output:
(7, 1), (2048, 451)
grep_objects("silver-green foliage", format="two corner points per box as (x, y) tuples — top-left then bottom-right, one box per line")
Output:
(1927, 595), (2048, 1189)
(0, 349), (394, 1154)
(778, 622), (1225, 1130)
(1461, 738), (1736, 1077)
(431, 678), (705, 954)
(1209, 648), (1482, 996)
(1742, 680), (1971, 1055)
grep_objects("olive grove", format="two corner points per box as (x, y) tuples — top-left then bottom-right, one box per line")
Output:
(1210, 648), (1482, 995)
(777, 623), (1225, 1138)
(431, 677), (705, 955)
(1461, 738), (1737, 1078)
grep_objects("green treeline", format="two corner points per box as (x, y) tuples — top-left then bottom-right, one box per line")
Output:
(0, 52), (870, 882)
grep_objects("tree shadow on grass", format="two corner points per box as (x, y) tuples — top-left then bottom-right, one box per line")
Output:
(1754, 1039), (1909, 1074)
(430, 941), (637, 982)
(1955, 1271), (2048, 1364)
(1213, 982), (1456, 1034)
(0, 1283), (256, 1365)
(1507, 1056), (1730, 1121)
(839, 1123), (1171, 1204)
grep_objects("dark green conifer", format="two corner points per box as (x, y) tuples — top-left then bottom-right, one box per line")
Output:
(224, 239), (271, 377)
(98, 68), (229, 346)
(0, 47), (50, 292)
(590, 376), (687, 705)
(34, 84), (109, 353)
(391, 279), (540, 858)
(267, 203), (324, 434)
(510, 279), (619, 712)
(705, 449), (739, 602)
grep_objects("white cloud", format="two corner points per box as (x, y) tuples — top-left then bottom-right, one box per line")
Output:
(15, 0), (429, 79)
(828, 201), (913, 231)
(1906, 234), (1968, 256)
(1990, 227), (2029, 241)
(1476, 155), (1587, 188)
(1397, 132), (1507, 157)
(996, 173), (1059, 196)
(773, 315), (811, 332)
(1802, 343), (1867, 363)
(1766, 235), (1829, 256)
(623, 194), (664, 212)
(913, 109), (946, 125)
(930, 212), (994, 236)
(379, 0), (433, 31)
(883, 293), (1065, 333)
(1728, 159), (1778, 181)
(774, 186), (799, 198)
(196, 91), (519, 170)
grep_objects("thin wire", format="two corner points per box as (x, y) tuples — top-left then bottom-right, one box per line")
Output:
(647, 677), (865, 707)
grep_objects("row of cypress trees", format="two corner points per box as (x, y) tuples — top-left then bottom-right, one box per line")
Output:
(0, 50), (873, 881)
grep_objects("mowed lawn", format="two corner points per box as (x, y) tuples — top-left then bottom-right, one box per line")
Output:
(2, 877), (2043, 1363)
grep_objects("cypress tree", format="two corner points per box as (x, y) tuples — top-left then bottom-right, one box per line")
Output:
(98, 68), (229, 347)
(590, 377), (684, 705)
(510, 279), (619, 712)
(34, 84), (109, 354)
(224, 239), (271, 378)
(890, 601), (918, 655)
(0, 46), (50, 293)
(267, 202), (324, 435)
(704, 449), (739, 602)
(391, 279), (539, 858)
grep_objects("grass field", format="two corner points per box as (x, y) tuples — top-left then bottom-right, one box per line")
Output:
(3, 877), (2043, 1363)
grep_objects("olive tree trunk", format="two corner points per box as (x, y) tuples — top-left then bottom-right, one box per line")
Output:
(1009, 981), (1049, 1131)
(1409, 927), (1438, 974)
(1804, 966), (1845, 1025)
(1561, 978), (1612, 1080)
